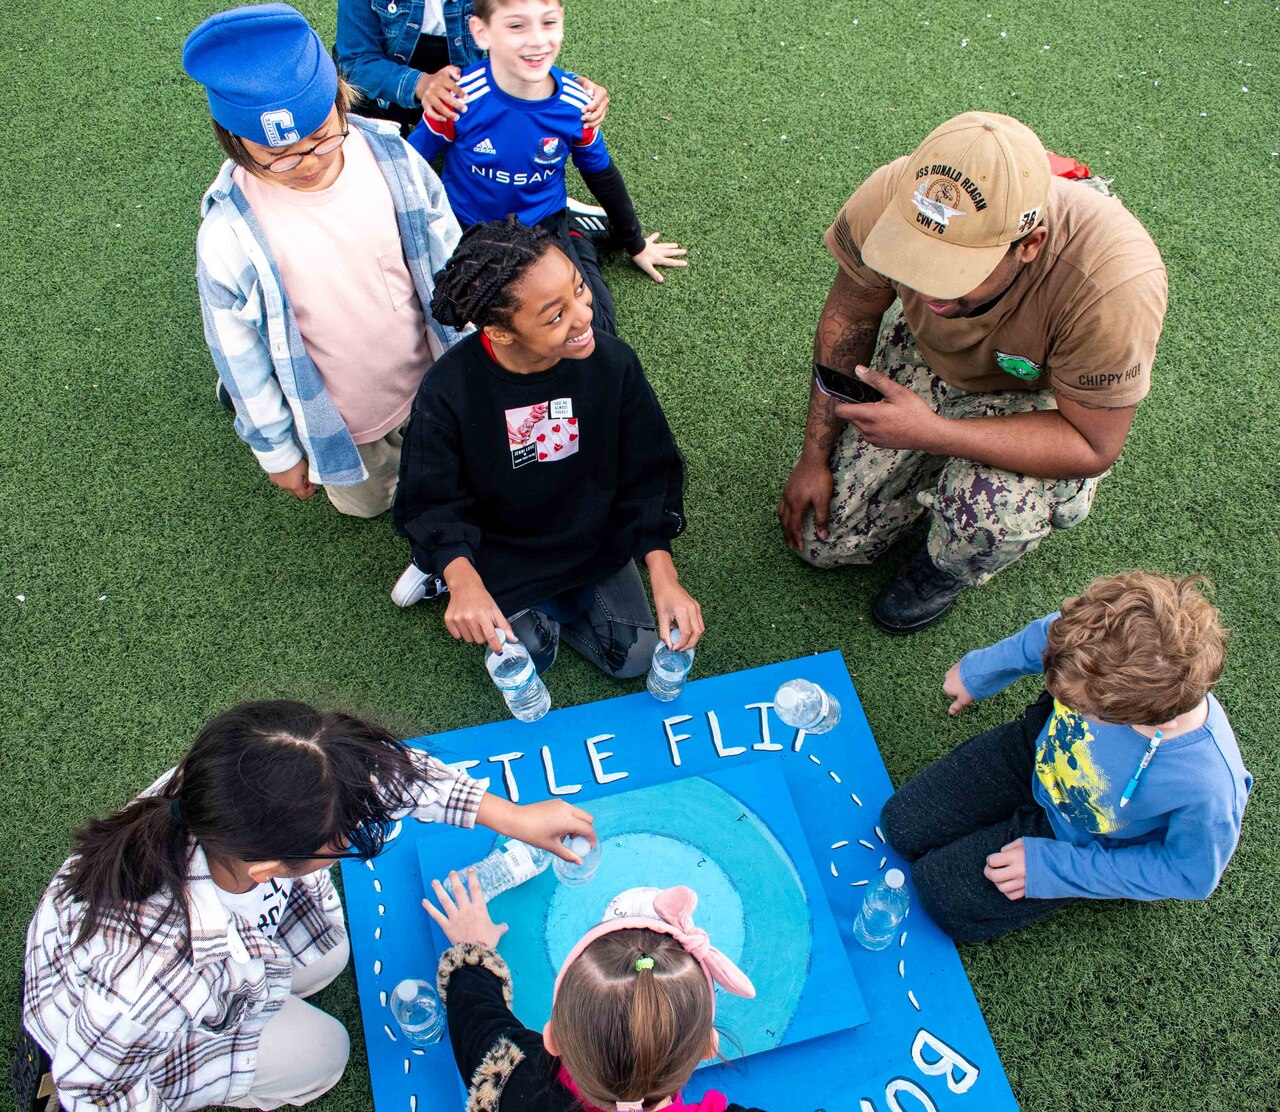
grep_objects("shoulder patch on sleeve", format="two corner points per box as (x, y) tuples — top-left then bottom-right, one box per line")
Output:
(574, 125), (600, 149)
(426, 115), (456, 142)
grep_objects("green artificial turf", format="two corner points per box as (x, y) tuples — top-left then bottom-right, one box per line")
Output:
(2, 0), (1278, 1108)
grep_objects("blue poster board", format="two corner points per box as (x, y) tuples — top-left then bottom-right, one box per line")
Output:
(342, 652), (1019, 1111)
(419, 761), (870, 1060)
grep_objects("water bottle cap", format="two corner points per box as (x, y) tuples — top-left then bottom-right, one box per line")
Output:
(495, 628), (508, 648)
(565, 834), (591, 856)
(393, 979), (418, 1001)
(885, 868), (906, 889)
(669, 627), (681, 647)
(775, 685), (799, 709)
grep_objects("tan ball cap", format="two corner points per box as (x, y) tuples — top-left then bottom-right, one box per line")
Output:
(861, 112), (1051, 300)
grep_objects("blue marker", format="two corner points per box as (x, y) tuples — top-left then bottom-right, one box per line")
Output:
(1119, 730), (1163, 809)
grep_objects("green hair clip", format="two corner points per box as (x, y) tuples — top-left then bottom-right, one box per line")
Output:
(634, 956), (656, 972)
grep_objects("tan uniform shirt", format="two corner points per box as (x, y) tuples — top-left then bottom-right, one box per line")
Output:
(824, 157), (1168, 407)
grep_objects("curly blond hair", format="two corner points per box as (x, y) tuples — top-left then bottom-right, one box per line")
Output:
(1042, 572), (1227, 724)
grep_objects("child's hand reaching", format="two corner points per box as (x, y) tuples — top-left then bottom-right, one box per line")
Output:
(942, 662), (974, 716)
(631, 232), (688, 283)
(423, 869), (509, 948)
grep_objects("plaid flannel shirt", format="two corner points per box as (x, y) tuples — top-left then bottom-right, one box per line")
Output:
(23, 753), (483, 1112)
(195, 114), (463, 486)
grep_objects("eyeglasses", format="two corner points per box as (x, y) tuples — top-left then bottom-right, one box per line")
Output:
(243, 819), (394, 863)
(254, 130), (349, 174)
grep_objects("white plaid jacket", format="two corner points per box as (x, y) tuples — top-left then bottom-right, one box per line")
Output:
(23, 755), (483, 1111)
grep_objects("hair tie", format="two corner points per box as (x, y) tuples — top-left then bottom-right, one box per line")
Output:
(634, 956), (655, 972)
(169, 798), (184, 826)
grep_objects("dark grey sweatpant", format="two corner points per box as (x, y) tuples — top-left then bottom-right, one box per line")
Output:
(509, 561), (658, 679)
(880, 692), (1075, 942)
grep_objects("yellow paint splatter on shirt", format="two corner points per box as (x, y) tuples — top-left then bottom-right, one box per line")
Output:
(1036, 699), (1115, 834)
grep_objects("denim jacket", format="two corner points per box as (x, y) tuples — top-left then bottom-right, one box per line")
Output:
(195, 116), (462, 485)
(337, 0), (484, 110)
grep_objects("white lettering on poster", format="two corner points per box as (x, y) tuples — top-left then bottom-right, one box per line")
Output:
(911, 1028), (979, 1093)
(585, 734), (629, 785)
(859, 1079), (937, 1112)
(707, 710), (746, 758)
(487, 752), (524, 802)
(663, 715), (694, 766)
(540, 745), (582, 796)
(745, 702), (783, 751)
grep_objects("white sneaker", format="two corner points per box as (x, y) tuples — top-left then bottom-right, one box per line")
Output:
(391, 564), (449, 608)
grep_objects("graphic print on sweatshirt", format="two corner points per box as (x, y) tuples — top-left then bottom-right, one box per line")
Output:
(1037, 699), (1116, 834)
(506, 397), (579, 468)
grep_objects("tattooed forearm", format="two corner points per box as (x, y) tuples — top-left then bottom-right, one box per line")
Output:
(805, 383), (841, 453)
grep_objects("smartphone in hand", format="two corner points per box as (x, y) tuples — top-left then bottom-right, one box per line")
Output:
(813, 362), (883, 404)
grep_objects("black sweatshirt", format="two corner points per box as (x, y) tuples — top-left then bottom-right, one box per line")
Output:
(394, 332), (686, 613)
(437, 943), (767, 1112)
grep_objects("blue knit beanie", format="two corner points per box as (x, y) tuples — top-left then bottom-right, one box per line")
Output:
(182, 3), (338, 147)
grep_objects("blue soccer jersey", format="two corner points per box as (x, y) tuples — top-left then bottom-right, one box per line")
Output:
(407, 62), (613, 228)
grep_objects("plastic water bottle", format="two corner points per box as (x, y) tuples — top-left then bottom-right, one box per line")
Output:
(646, 628), (695, 702)
(553, 834), (602, 886)
(390, 979), (446, 1046)
(466, 837), (554, 900)
(773, 679), (841, 734)
(851, 869), (910, 950)
(485, 630), (550, 722)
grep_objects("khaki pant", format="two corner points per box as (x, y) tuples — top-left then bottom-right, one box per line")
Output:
(798, 305), (1101, 587)
(228, 938), (351, 1110)
(325, 422), (407, 519)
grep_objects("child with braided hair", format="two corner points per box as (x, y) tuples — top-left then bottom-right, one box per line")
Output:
(391, 216), (703, 677)
(424, 872), (766, 1111)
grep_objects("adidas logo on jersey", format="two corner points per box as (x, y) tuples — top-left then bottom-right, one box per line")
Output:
(472, 137), (497, 155)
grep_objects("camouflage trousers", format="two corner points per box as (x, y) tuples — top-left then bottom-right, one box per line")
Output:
(799, 304), (1102, 586)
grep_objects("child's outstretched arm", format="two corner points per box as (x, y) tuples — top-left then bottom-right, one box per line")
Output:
(568, 119), (686, 283)
(947, 612), (1059, 712)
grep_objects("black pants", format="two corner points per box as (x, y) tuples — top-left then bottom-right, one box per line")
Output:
(538, 210), (618, 337)
(879, 692), (1075, 943)
(349, 35), (451, 135)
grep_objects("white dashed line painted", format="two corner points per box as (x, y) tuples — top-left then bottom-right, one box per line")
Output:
(373, 879), (383, 893)
(379, 990), (388, 1007)
(899, 931), (908, 948)
(850, 792), (863, 806)
(908, 990), (921, 1012)
(831, 840), (849, 849)
(808, 754), (821, 765)
(828, 770), (842, 783)
(874, 826), (885, 843)
(878, 856), (887, 870)
(830, 861), (839, 878)
(858, 839), (875, 850)
(374, 959), (383, 975)
(897, 960), (905, 979)
(403, 1058), (410, 1075)
(384, 1024), (397, 1042)
(851, 879), (869, 887)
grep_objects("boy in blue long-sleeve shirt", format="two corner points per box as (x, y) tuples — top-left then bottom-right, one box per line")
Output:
(881, 572), (1251, 942)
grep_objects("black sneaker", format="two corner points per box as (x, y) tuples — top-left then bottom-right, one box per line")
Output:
(11, 1022), (58, 1112)
(566, 196), (612, 245)
(215, 379), (234, 412)
(870, 544), (966, 635)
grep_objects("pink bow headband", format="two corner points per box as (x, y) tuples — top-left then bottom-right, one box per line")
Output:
(552, 885), (756, 1012)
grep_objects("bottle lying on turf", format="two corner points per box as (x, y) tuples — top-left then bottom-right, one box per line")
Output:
(773, 679), (842, 734)
(646, 628), (695, 702)
(466, 837), (554, 900)
(851, 869), (910, 950)
(485, 630), (551, 722)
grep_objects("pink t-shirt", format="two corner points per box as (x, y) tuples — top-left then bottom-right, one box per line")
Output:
(234, 129), (431, 443)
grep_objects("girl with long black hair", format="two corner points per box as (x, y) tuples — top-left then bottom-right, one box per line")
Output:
(22, 700), (592, 1110)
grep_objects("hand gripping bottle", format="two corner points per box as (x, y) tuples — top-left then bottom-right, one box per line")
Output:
(646, 628), (695, 702)
(485, 629), (551, 722)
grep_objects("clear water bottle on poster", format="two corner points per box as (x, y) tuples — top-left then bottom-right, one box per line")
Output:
(553, 834), (602, 887)
(773, 678), (841, 734)
(647, 628), (695, 702)
(485, 629), (551, 722)
(466, 837), (554, 900)
(390, 979), (446, 1046)
(852, 869), (910, 950)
